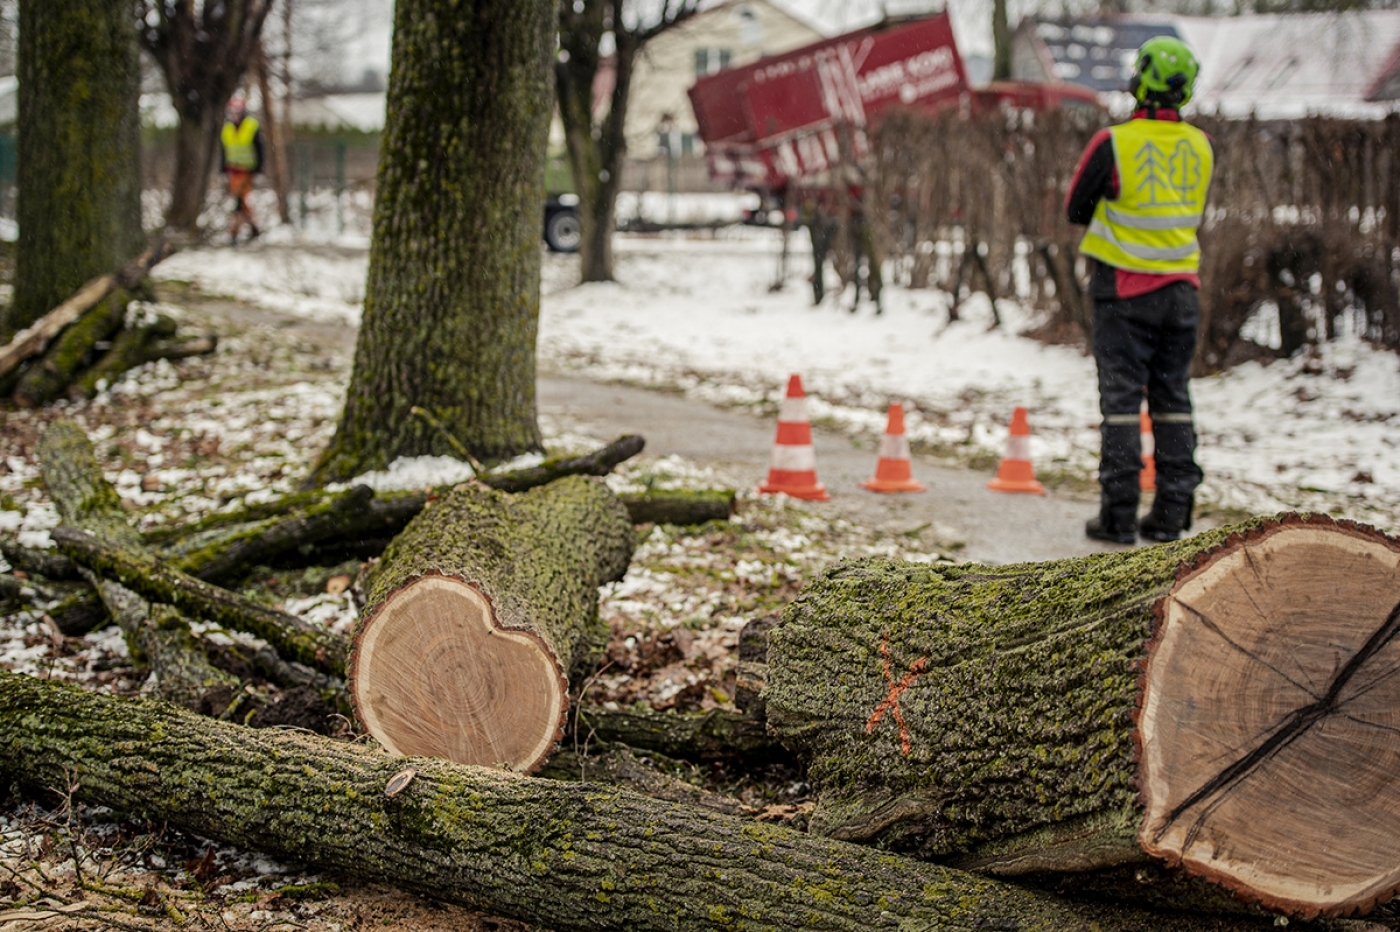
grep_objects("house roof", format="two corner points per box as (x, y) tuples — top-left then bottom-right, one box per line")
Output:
(1179, 11), (1400, 118)
(1023, 10), (1400, 118)
(1028, 17), (1179, 94)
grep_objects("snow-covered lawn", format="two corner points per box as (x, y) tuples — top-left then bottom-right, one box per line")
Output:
(153, 225), (1400, 534)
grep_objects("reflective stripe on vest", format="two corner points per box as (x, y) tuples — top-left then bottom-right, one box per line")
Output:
(222, 117), (260, 170)
(1078, 119), (1213, 275)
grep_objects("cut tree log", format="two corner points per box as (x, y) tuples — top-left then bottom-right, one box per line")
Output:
(570, 705), (779, 763)
(13, 288), (133, 407)
(65, 311), (204, 400)
(37, 420), (245, 713)
(763, 513), (1400, 919)
(352, 476), (635, 773)
(617, 489), (735, 526)
(0, 241), (173, 380)
(0, 668), (1353, 932)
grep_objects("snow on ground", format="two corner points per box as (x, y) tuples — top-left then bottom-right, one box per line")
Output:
(154, 224), (1400, 534)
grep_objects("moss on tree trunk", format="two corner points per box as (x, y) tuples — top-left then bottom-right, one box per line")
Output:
(0, 669), (1313, 932)
(312, 0), (555, 483)
(11, 0), (143, 337)
(763, 514), (1400, 918)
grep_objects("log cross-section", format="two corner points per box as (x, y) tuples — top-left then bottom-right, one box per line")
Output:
(1137, 517), (1400, 918)
(354, 573), (567, 769)
(764, 512), (1400, 920)
(351, 476), (635, 773)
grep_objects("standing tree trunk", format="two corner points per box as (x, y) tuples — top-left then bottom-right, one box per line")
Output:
(310, 0), (554, 483)
(352, 476), (634, 773)
(254, 40), (292, 224)
(9, 0), (143, 338)
(137, 0), (274, 233)
(555, 0), (700, 284)
(763, 513), (1400, 919)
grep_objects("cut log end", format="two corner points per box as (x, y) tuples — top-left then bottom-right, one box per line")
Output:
(1137, 514), (1400, 918)
(351, 573), (566, 773)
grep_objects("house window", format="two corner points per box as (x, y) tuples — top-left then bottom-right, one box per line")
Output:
(695, 47), (732, 77)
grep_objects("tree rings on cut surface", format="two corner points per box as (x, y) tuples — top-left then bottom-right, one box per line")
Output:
(352, 573), (566, 773)
(1138, 515), (1400, 917)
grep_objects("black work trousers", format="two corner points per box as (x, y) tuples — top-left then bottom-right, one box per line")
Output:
(1092, 282), (1203, 519)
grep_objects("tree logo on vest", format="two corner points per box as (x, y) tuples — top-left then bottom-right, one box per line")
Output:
(1134, 140), (1203, 207)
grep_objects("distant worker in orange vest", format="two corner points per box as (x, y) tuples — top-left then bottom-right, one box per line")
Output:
(1065, 36), (1214, 545)
(220, 93), (264, 244)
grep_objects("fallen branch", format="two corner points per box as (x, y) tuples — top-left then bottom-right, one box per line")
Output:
(38, 420), (245, 714)
(482, 434), (645, 492)
(0, 668), (1317, 932)
(51, 526), (348, 679)
(0, 241), (173, 380)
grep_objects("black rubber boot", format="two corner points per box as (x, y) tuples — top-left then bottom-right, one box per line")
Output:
(1140, 495), (1193, 542)
(1086, 503), (1137, 545)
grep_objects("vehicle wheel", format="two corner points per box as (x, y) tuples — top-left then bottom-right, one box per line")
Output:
(544, 208), (582, 253)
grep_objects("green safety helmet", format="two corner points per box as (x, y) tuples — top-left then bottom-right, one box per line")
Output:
(1130, 35), (1200, 107)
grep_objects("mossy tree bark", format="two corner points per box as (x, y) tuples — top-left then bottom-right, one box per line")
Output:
(10, 0), (143, 338)
(136, 0), (274, 232)
(352, 476), (635, 773)
(0, 669), (1318, 932)
(764, 513), (1400, 919)
(311, 0), (555, 483)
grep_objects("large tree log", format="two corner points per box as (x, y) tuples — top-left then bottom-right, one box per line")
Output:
(763, 513), (1400, 919)
(0, 669), (1351, 932)
(37, 420), (244, 713)
(352, 476), (635, 773)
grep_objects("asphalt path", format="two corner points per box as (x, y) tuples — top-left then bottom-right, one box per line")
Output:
(538, 373), (1129, 566)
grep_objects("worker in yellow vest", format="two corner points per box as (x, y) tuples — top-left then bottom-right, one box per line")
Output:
(1066, 36), (1214, 545)
(220, 94), (265, 244)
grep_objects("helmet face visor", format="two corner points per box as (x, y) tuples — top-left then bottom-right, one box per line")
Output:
(1132, 36), (1199, 105)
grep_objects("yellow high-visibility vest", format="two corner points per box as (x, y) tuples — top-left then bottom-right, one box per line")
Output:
(1078, 119), (1213, 275)
(221, 117), (260, 171)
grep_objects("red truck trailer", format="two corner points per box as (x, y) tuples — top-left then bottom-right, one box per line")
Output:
(686, 13), (1099, 198)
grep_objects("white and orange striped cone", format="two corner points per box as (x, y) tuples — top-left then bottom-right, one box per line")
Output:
(758, 373), (830, 501)
(986, 406), (1046, 495)
(862, 403), (926, 493)
(1140, 410), (1157, 492)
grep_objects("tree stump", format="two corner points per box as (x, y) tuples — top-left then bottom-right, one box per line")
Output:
(351, 476), (634, 773)
(764, 513), (1400, 918)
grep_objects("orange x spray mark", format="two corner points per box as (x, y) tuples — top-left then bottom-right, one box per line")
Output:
(865, 636), (928, 756)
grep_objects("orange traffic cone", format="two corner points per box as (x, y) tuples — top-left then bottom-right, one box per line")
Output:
(862, 403), (926, 493)
(1140, 410), (1156, 492)
(987, 406), (1046, 495)
(759, 374), (830, 501)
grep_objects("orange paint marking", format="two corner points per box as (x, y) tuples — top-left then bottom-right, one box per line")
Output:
(865, 637), (929, 756)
